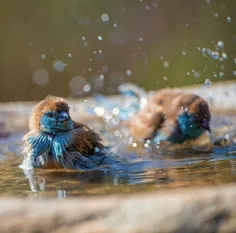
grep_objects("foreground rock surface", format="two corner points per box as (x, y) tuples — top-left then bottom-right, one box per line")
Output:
(1, 184), (236, 233)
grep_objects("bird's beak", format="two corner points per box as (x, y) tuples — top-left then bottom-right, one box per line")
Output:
(58, 111), (70, 122)
(202, 119), (211, 132)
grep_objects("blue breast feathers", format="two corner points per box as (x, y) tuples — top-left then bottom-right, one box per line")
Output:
(177, 113), (205, 139)
(28, 132), (73, 160)
(152, 113), (205, 144)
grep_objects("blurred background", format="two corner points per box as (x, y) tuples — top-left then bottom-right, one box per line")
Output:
(0, 0), (235, 101)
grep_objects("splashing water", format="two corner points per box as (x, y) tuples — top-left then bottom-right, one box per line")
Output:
(52, 59), (67, 72)
(227, 16), (232, 22)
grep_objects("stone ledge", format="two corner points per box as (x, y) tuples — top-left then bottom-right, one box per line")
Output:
(0, 81), (236, 134)
(1, 184), (236, 233)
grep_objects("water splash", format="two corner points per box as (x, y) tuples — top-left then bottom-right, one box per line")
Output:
(101, 13), (109, 22)
(52, 59), (67, 72)
(227, 16), (232, 22)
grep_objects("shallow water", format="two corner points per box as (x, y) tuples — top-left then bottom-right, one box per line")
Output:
(0, 114), (236, 198)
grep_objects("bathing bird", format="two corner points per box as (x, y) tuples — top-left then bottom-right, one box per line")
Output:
(129, 89), (211, 143)
(22, 96), (107, 170)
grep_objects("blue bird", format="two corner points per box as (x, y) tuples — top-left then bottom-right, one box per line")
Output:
(22, 96), (108, 170)
(129, 89), (211, 143)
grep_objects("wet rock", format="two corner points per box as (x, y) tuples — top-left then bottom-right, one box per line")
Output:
(0, 185), (236, 233)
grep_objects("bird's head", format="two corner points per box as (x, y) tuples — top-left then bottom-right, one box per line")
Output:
(177, 95), (211, 138)
(29, 96), (73, 135)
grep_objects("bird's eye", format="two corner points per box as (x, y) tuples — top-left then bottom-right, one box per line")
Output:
(47, 112), (53, 118)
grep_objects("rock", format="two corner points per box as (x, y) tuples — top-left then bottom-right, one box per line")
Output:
(0, 81), (236, 134)
(174, 81), (236, 113)
(0, 185), (236, 233)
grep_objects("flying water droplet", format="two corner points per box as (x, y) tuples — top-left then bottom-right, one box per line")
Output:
(111, 116), (120, 125)
(163, 61), (170, 68)
(53, 59), (67, 72)
(112, 108), (120, 115)
(40, 54), (46, 60)
(101, 13), (109, 22)
(83, 84), (91, 92)
(219, 72), (224, 78)
(98, 36), (103, 41)
(217, 41), (224, 49)
(227, 16), (232, 22)
(221, 52), (227, 60)
(201, 48), (207, 56)
(126, 70), (132, 76)
(210, 51), (219, 60)
(204, 78), (212, 87)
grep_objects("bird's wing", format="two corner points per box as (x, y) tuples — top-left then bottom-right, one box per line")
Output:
(129, 89), (183, 140)
(71, 121), (104, 156)
(129, 100), (165, 140)
(153, 120), (180, 142)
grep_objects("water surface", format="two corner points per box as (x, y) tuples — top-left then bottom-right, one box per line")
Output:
(0, 114), (236, 198)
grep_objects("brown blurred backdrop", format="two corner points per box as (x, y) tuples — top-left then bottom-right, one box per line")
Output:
(0, 0), (236, 101)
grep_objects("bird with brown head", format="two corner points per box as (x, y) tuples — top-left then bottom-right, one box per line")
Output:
(129, 89), (211, 143)
(22, 96), (106, 170)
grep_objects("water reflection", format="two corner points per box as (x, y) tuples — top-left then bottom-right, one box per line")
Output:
(1, 111), (236, 198)
(0, 143), (235, 198)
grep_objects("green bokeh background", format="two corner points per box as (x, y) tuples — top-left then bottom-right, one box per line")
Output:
(0, 0), (236, 101)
